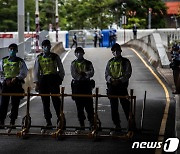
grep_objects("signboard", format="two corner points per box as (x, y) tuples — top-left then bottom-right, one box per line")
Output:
(0, 34), (13, 38)
(24, 34), (36, 38)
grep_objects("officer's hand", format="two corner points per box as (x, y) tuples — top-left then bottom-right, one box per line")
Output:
(111, 78), (121, 85)
(6, 79), (11, 86)
(11, 77), (18, 84)
(80, 72), (86, 77)
(35, 83), (39, 92)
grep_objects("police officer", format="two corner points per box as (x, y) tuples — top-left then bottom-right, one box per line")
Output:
(105, 43), (132, 131)
(71, 33), (77, 49)
(34, 40), (65, 128)
(0, 43), (28, 128)
(71, 47), (95, 130)
(170, 43), (180, 94)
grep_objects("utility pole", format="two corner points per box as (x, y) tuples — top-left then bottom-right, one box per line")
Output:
(27, 12), (30, 33)
(55, 0), (59, 42)
(35, 0), (40, 52)
(18, 0), (25, 58)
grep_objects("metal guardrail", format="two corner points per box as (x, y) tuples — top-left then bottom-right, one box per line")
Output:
(0, 87), (136, 140)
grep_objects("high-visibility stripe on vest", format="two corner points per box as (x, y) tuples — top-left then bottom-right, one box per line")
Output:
(109, 60), (123, 79)
(38, 55), (57, 75)
(3, 58), (21, 78)
(74, 61), (86, 73)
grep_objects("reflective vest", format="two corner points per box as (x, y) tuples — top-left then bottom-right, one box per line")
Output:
(38, 55), (57, 75)
(109, 60), (123, 79)
(74, 61), (86, 73)
(3, 58), (21, 78)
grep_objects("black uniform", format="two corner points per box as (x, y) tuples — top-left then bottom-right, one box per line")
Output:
(34, 52), (65, 126)
(105, 55), (132, 128)
(71, 58), (95, 128)
(0, 56), (28, 126)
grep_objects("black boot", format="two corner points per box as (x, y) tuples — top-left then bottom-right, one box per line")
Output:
(46, 119), (52, 129)
(0, 120), (4, 129)
(79, 121), (85, 130)
(10, 119), (16, 129)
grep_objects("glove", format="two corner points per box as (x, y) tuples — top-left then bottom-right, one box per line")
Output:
(5, 79), (11, 86)
(79, 72), (86, 77)
(11, 77), (18, 84)
(110, 78), (121, 86)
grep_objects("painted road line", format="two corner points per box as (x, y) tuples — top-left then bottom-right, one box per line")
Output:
(130, 48), (170, 154)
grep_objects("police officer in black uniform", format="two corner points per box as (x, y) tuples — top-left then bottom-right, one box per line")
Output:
(0, 43), (28, 128)
(34, 40), (65, 128)
(170, 43), (180, 94)
(71, 47), (95, 130)
(105, 43), (132, 131)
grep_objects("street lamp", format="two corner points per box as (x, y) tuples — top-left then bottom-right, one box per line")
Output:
(55, 0), (59, 42)
(171, 15), (178, 28)
(35, 0), (40, 53)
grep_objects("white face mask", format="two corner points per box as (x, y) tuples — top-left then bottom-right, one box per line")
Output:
(112, 50), (121, 57)
(75, 52), (84, 59)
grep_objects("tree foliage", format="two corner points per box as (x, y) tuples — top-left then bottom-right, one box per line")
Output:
(0, 0), (167, 32)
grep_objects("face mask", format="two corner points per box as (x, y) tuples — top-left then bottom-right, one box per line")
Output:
(9, 50), (16, 57)
(112, 50), (121, 57)
(43, 46), (50, 54)
(75, 52), (84, 59)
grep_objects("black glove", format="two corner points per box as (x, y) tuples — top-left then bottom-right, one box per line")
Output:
(110, 78), (121, 86)
(80, 72), (86, 77)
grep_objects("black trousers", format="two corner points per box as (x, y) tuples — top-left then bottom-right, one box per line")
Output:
(0, 79), (24, 122)
(107, 82), (130, 126)
(71, 80), (94, 124)
(71, 41), (77, 49)
(39, 75), (61, 121)
(173, 69), (180, 92)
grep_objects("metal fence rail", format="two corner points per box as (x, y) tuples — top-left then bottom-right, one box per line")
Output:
(0, 87), (136, 140)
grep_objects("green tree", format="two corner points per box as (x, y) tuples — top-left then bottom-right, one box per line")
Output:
(0, 0), (168, 31)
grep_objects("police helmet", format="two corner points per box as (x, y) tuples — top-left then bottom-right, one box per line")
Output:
(74, 47), (85, 54)
(111, 43), (122, 52)
(42, 39), (51, 47)
(8, 43), (18, 52)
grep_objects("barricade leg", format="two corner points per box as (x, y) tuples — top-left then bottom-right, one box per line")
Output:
(89, 88), (101, 139)
(17, 87), (31, 138)
(52, 87), (65, 140)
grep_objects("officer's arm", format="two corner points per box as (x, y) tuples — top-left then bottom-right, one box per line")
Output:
(119, 60), (132, 83)
(0, 60), (3, 75)
(71, 61), (81, 80)
(0, 60), (4, 84)
(17, 60), (28, 80)
(105, 61), (112, 83)
(56, 55), (65, 80)
(33, 57), (40, 83)
(85, 62), (94, 78)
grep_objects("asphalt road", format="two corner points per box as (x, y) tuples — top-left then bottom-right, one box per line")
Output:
(0, 47), (176, 154)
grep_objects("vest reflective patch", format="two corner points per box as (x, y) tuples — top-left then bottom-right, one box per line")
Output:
(3, 58), (21, 78)
(38, 56), (57, 75)
(109, 60), (123, 79)
(74, 61), (86, 73)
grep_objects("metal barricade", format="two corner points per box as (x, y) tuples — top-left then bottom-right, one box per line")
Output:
(0, 86), (136, 140)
